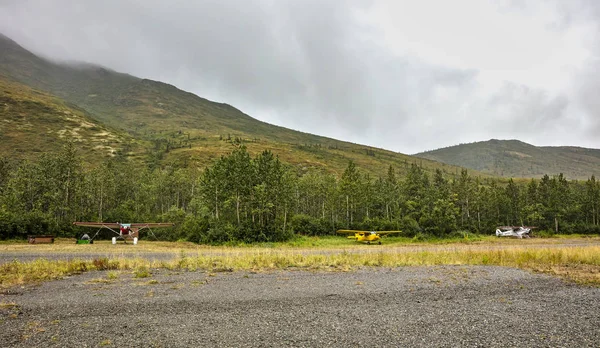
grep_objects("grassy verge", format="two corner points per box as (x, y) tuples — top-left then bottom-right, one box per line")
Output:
(1, 246), (599, 289)
(2, 234), (598, 253)
(224, 234), (494, 247)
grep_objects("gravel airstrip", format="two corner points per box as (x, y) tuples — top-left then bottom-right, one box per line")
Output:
(1, 264), (599, 347)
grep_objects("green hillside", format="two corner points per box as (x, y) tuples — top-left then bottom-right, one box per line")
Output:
(0, 77), (145, 161)
(0, 33), (481, 177)
(415, 139), (600, 180)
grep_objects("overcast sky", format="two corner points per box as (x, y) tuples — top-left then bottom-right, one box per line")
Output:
(1, 0), (599, 153)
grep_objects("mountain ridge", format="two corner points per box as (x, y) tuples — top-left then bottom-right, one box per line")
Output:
(415, 139), (600, 180)
(0, 33), (480, 177)
(3, 33), (600, 180)
(0, 77), (140, 160)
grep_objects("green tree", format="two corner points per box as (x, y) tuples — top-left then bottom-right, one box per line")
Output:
(224, 146), (253, 226)
(420, 199), (458, 236)
(454, 169), (474, 229)
(340, 161), (361, 226)
(383, 165), (399, 221)
(505, 179), (521, 226)
(585, 175), (599, 226)
(200, 157), (227, 220)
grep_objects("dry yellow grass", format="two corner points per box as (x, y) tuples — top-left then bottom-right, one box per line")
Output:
(2, 235), (599, 254)
(1, 244), (600, 289)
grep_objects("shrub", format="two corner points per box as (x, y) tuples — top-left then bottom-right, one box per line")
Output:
(290, 214), (329, 236)
(134, 266), (151, 278)
(355, 218), (401, 232)
(93, 258), (110, 270)
(447, 230), (481, 241)
(534, 229), (556, 238)
(180, 214), (209, 243)
(412, 232), (429, 242)
(205, 222), (236, 244)
(399, 216), (421, 237)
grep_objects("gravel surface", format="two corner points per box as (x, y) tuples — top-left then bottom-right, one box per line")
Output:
(1, 266), (599, 347)
(0, 252), (179, 264)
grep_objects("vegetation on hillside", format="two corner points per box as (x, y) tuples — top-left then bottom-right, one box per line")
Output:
(0, 145), (598, 243)
(0, 77), (145, 161)
(1, 34), (599, 244)
(0, 33), (482, 177)
(415, 139), (600, 180)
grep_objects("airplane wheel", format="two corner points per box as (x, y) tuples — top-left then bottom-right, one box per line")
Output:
(378, 241), (382, 245)
(367, 241), (370, 245)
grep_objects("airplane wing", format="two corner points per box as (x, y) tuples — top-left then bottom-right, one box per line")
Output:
(130, 223), (175, 229)
(73, 222), (121, 228)
(497, 226), (536, 230)
(336, 229), (367, 234)
(337, 230), (402, 235)
(376, 231), (402, 235)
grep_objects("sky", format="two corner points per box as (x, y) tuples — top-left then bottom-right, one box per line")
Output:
(1, 0), (599, 154)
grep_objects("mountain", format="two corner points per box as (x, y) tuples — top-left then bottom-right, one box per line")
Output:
(0, 77), (143, 160)
(0, 33), (480, 177)
(414, 139), (600, 180)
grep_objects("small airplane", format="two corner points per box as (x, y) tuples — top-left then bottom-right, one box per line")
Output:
(337, 230), (402, 244)
(73, 222), (174, 244)
(495, 226), (535, 239)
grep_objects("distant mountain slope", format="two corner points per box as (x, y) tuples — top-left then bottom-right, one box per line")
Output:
(0, 33), (484, 177)
(414, 139), (600, 179)
(0, 33), (344, 144)
(0, 77), (142, 161)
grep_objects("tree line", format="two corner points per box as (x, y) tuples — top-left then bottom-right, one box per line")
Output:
(0, 144), (598, 242)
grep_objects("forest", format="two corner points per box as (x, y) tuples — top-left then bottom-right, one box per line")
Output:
(0, 143), (599, 243)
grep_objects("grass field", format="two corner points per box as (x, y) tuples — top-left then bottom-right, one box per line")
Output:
(1, 236), (600, 290)
(2, 233), (597, 251)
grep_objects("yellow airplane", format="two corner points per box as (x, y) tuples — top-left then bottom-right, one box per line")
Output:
(336, 230), (402, 244)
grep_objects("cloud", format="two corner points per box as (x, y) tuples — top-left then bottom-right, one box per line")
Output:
(1, 0), (600, 153)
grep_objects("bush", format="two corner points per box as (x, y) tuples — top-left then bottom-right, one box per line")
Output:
(205, 222), (236, 244)
(273, 223), (294, 241)
(134, 266), (151, 278)
(534, 229), (555, 238)
(355, 217), (401, 232)
(399, 216), (421, 237)
(2, 211), (59, 239)
(447, 230), (481, 241)
(180, 214), (209, 243)
(558, 223), (600, 235)
(290, 215), (330, 236)
(411, 232), (430, 242)
(0, 209), (16, 240)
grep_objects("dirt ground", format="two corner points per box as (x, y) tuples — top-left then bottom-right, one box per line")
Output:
(1, 265), (599, 347)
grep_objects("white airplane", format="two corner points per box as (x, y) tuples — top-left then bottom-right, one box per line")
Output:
(495, 226), (533, 239)
(73, 222), (174, 244)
